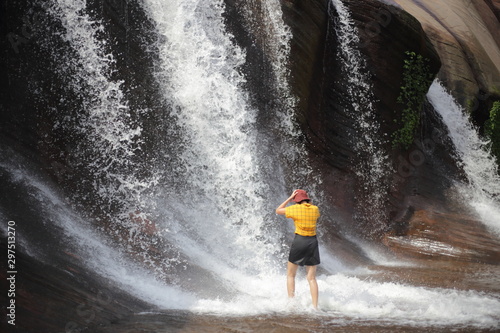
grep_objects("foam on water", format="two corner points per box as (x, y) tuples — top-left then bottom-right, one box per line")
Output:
(427, 80), (500, 235)
(2, 146), (499, 329)
(318, 274), (500, 327)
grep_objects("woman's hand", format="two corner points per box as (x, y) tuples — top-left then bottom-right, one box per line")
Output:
(288, 189), (299, 201)
(275, 190), (300, 215)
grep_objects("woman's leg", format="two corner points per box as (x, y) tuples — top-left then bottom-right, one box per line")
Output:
(287, 261), (298, 298)
(306, 265), (318, 309)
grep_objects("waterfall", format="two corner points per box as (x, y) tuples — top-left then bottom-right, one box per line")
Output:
(3, 145), (500, 325)
(329, 0), (390, 232)
(139, 0), (295, 286)
(3, 0), (500, 328)
(427, 80), (500, 235)
(236, 0), (319, 192)
(48, 0), (157, 218)
(239, 0), (297, 129)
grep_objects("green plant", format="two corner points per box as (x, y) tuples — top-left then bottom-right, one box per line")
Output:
(485, 101), (500, 163)
(466, 99), (476, 114)
(392, 51), (433, 149)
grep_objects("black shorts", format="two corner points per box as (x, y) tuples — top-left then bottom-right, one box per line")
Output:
(288, 234), (320, 266)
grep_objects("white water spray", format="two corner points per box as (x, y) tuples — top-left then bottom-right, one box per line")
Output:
(330, 0), (390, 229)
(3, 150), (500, 328)
(236, 0), (314, 186)
(140, 0), (287, 278)
(49, 0), (157, 215)
(240, 0), (296, 128)
(427, 80), (500, 234)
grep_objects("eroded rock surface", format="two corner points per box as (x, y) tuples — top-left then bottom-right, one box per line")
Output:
(391, 0), (500, 123)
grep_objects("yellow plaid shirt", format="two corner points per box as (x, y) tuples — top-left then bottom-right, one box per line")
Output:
(285, 203), (320, 236)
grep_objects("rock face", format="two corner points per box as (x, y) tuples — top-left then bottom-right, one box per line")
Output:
(278, 0), (452, 236)
(390, 0), (500, 126)
(0, 242), (149, 333)
(276, 0), (500, 262)
(384, 210), (500, 264)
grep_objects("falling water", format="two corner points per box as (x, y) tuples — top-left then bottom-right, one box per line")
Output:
(330, 0), (390, 232)
(237, 0), (319, 192)
(48, 0), (157, 218)
(427, 80), (500, 235)
(241, 0), (297, 130)
(3, 146), (500, 327)
(139, 0), (293, 286)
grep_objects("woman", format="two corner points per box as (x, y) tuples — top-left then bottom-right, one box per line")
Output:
(276, 189), (320, 309)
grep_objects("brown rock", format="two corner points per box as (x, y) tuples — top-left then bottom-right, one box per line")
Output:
(384, 209), (500, 264)
(391, 0), (500, 108)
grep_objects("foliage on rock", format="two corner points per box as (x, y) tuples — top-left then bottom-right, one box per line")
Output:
(485, 101), (500, 165)
(393, 51), (434, 149)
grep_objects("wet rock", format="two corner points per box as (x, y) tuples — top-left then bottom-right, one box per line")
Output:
(384, 209), (500, 264)
(391, 0), (500, 125)
(0, 242), (150, 333)
(278, 0), (450, 236)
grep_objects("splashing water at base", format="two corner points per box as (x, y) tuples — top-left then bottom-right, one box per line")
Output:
(427, 80), (500, 235)
(3, 152), (499, 330)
